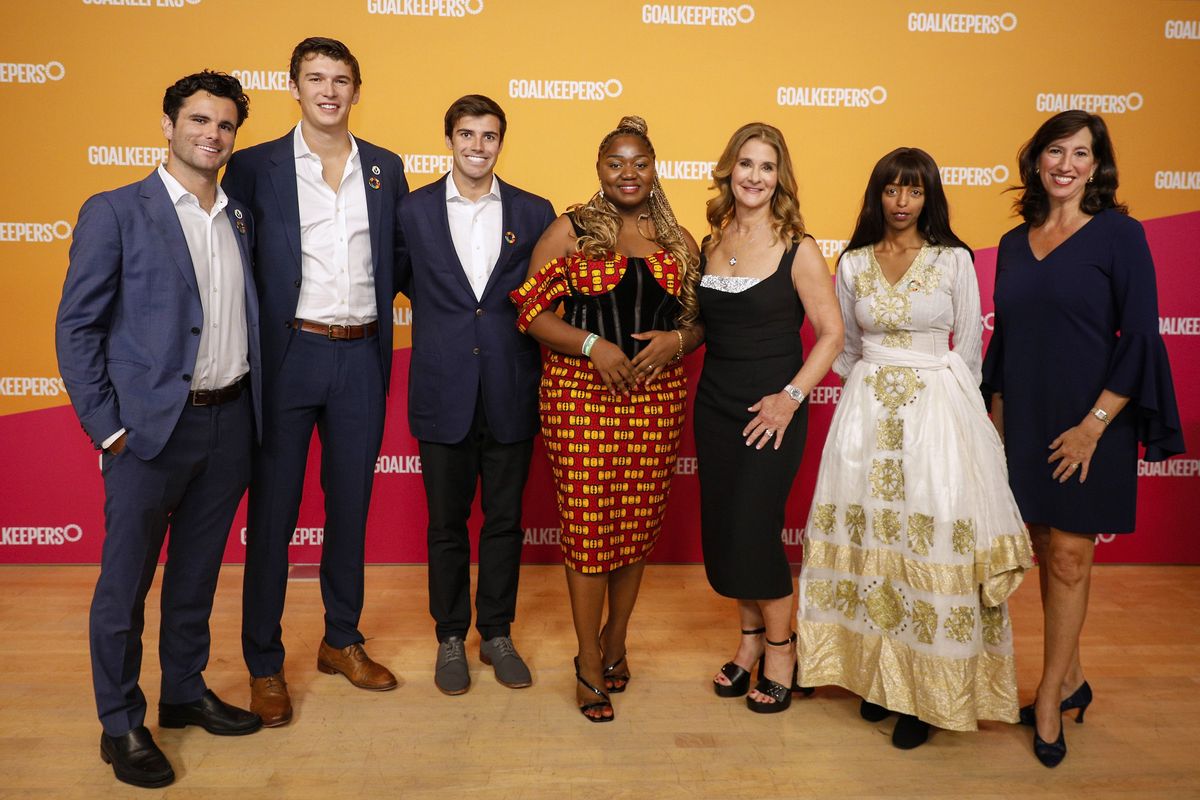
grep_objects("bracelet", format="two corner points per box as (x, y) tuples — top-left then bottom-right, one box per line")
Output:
(783, 384), (805, 405)
(1089, 407), (1110, 426)
(672, 329), (685, 361)
(581, 333), (600, 358)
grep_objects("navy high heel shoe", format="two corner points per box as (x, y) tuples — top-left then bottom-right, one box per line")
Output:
(1033, 721), (1067, 767)
(1019, 680), (1092, 726)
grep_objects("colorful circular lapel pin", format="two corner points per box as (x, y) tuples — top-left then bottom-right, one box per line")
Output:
(368, 176), (381, 190)
(504, 231), (517, 245)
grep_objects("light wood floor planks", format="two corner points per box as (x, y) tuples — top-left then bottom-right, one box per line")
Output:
(0, 564), (1197, 799)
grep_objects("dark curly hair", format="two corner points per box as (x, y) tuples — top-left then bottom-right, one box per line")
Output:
(289, 36), (361, 88)
(163, 71), (250, 128)
(1013, 110), (1127, 226)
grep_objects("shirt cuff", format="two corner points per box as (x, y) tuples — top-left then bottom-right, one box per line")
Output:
(101, 428), (126, 450)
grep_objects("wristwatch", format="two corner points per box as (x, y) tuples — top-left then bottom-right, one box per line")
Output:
(783, 384), (806, 405)
(1089, 407), (1110, 426)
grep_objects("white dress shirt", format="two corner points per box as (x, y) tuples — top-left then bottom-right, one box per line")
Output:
(157, 165), (248, 391)
(445, 174), (502, 300)
(293, 122), (376, 324)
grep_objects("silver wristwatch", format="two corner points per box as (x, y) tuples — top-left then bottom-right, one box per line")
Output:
(783, 384), (806, 405)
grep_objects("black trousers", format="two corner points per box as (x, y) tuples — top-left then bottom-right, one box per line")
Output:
(419, 399), (533, 642)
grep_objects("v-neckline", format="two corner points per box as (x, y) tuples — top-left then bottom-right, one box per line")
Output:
(1027, 213), (1096, 263)
(870, 243), (928, 290)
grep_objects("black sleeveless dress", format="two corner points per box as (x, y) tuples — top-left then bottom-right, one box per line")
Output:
(695, 244), (808, 599)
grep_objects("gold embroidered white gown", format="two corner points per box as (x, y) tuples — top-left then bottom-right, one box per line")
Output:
(796, 244), (1033, 731)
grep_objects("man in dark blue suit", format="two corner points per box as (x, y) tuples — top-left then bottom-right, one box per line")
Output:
(221, 37), (407, 725)
(56, 71), (263, 789)
(397, 95), (554, 695)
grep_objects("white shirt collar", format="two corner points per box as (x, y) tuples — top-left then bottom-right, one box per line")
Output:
(157, 163), (228, 210)
(445, 173), (501, 204)
(293, 120), (359, 163)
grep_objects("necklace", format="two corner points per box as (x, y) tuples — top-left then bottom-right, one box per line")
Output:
(635, 213), (654, 241)
(727, 223), (767, 267)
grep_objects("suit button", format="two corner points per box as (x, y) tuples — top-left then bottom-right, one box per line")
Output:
(472, 347), (480, 355)
(294, 279), (302, 288)
(191, 327), (201, 335)
(182, 374), (192, 382)
(475, 308), (484, 317)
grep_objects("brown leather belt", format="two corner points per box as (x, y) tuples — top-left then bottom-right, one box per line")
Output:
(188, 376), (246, 407)
(292, 319), (379, 340)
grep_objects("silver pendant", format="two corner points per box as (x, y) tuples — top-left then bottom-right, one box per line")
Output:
(728, 256), (737, 266)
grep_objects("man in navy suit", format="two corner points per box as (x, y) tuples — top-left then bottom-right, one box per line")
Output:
(221, 37), (407, 725)
(56, 71), (263, 789)
(397, 95), (554, 695)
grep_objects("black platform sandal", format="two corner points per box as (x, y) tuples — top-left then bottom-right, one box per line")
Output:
(746, 633), (799, 714)
(713, 627), (765, 698)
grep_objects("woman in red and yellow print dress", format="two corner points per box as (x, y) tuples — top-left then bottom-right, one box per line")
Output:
(511, 116), (701, 722)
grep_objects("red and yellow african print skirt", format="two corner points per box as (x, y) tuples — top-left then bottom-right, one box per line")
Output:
(539, 351), (687, 574)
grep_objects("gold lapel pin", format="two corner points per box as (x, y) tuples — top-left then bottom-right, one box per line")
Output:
(504, 231), (516, 245)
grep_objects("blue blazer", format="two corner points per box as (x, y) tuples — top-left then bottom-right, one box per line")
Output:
(55, 171), (263, 461)
(221, 130), (408, 392)
(397, 175), (555, 444)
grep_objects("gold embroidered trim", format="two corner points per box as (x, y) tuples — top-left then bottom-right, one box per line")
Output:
(952, 519), (975, 556)
(907, 512), (934, 556)
(807, 579), (835, 612)
(871, 508), (902, 545)
(865, 578), (906, 632)
(876, 417), (904, 450)
(810, 503), (836, 536)
(911, 600), (938, 645)
(845, 504), (866, 546)
(944, 606), (976, 644)
(869, 458), (905, 501)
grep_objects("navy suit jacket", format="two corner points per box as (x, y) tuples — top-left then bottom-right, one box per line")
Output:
(221, 130), (408, 393)
(55, 171), (263, 461)
(397, 174), (555, 444)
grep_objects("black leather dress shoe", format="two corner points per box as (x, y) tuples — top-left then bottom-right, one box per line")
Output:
(100, 726), (175, 788)
(159, 689), (263, 735)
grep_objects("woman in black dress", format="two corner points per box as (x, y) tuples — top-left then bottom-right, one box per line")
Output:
(983, 111), (1184, 766)
(695, 123), (843, 713)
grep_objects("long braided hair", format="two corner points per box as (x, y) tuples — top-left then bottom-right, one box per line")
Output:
(570, 115), (700, 328)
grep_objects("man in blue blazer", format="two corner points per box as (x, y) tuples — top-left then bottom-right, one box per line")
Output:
(56, 71), (263, 789)
(397, 95), (555, 695)
(221, 37), (407, 725)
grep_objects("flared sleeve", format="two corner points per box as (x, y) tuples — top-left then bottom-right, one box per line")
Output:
(509, 257), (570, 333)
(979, 531), (1034, 608)
(949, 247), (983, 388)
(832, 254), (863, 379)
(1102, 217), (1185, 462)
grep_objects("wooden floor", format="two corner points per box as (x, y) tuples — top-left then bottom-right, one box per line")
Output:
(0, 564), (1197, 799)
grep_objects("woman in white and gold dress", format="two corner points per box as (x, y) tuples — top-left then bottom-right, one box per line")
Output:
(797, 148), (1033, 749)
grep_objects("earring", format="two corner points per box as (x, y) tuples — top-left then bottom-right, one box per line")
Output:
(1034, 167), (1039, 175)
(1087, 175), (1094, 184)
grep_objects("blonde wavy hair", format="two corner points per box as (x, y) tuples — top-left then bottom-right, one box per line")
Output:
(569, 115), (700, 328)
(704, 122), (806, 254)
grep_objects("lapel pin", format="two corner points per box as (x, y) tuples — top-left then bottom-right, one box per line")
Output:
(233, 208), (243, 219)
(235, 220), (247, 235)
(368, 176), (381, 190)
(504, 231), (517, 245)
(371, 165), (381, 175)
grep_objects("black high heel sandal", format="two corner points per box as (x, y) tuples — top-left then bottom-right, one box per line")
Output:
(746, 633), (801, 714)
(713, 627), (765, 698)
(1019, 681), (1092, 726)
(603, 654), (630, 694)
(574, 656), (613, 723)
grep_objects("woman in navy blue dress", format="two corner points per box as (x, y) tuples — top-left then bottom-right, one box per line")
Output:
(983, 111), (1184, 767)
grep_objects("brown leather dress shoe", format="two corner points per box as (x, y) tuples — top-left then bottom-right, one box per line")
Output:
(317, 640), (398, 691)
(250, 672), (293, 727)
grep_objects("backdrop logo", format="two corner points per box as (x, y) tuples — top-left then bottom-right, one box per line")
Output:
(1035, 91), (1143, 114)
(1138, 458), (1199, 477)
(0, 525), (84, 545)
(509, 78), (622, 101)
(238, 527), (324, 545)
(808, 385), (842, 405)
(0, 221), (72, 243)
(675, 456), (697, 475)
(657, 160), (715, 181)
(82, 0), (203, 7)
(907, 11), (1016, 34)
(0, 377), (66, 396)
(777, 85), (886, 108)
(781, 527), (803, 545)
(400, 153), (454, 175)
(642, 3), (754, 26)
(0, 61), (65, 83)
(1160, 316), (1200, 335)
(87, 145), (167, 168)
(367, 0), (483, 15)
(376, 454), (422, 473)
(392, 307), (412, 326)
(230, 69), (290, 92)
(940, 164), (1009, 186)
(1164, 19), (1200, 39)
(523, 527), (561, 545)
(1154, 170), (1200, 190)
(816, 238), (848, 258)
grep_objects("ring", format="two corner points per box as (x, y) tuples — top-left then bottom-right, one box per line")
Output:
(1068, 463), (1079, 470)
(764, 430), (775, 438)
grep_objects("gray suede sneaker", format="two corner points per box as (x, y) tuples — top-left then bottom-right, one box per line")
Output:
(480, 636), (532, 689)
(435, 636), (470, 695)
